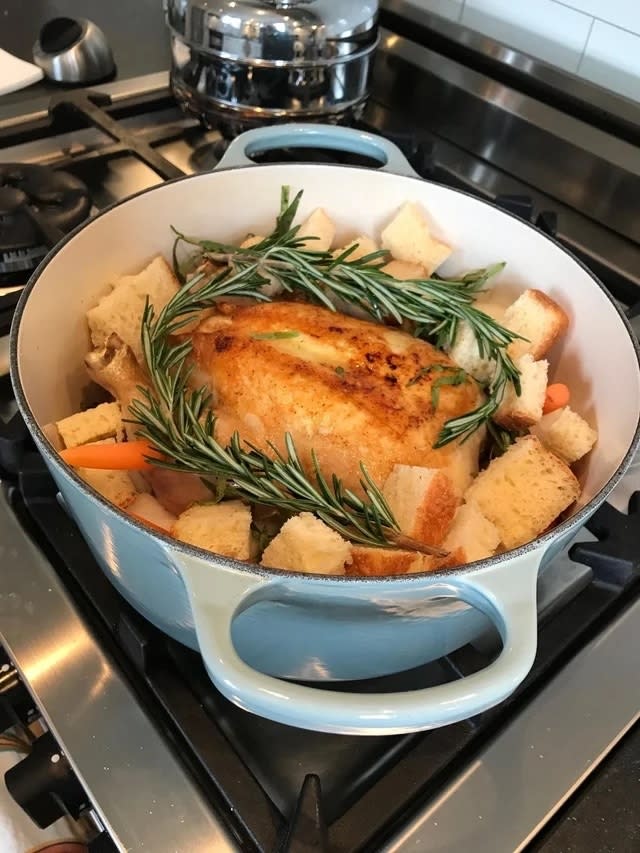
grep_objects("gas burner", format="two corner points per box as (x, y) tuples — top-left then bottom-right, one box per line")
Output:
(0, 164), (91, 286)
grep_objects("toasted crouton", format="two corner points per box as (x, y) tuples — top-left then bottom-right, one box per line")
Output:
(260, 512), (351, 574)
(382, 465), (458, 546)
(381, 259), (427, 280)
(464, 435), (580, 549)
(380, 202), (452, 276)
(171, 500), (252, 559)
(86, 256), (180, 366)
(333, 234), (379, 262)
(504, 289), (569, 360)
(448, 303), (505, 383)
(530, 406), (598, 464)
(75, 440), (137, 507)
(240, 234), (265, 249)
(444, 427), (485, 498)
(442, 503), (501, 563)
(494, 354), (548, 430)
(298, 209), (335, 252)
(126, 493), (177, 533)
(348, 546), (424, 576)
(79, 468), (137, 507)
(56, 402), (123, 448)
(348, 546), (465, 576)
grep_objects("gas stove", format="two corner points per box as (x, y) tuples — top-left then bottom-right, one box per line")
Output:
(0, 8), (639, 853)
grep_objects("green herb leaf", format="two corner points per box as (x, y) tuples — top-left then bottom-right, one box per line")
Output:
(431, 368), (468, 409)
(250, 330), (300, 340)
(407, 364), (468, 408)
(436, 262), (506, 291)
(485, 421), (519, 462)
(335, 366), (346, 379)
(200, 476), (230, 503)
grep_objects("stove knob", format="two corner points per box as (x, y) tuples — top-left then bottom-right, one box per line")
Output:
(0, 659), (38, 733)
(5, 730), (89, 828)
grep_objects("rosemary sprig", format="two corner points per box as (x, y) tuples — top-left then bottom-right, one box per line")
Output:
(170, 189), (522, 444)
(130, 186), (522, 548)
(129, 365), (418, 549)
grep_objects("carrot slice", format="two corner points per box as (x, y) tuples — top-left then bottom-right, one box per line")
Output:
(543, 383), (570, 415)
(59, 440), (164, 471)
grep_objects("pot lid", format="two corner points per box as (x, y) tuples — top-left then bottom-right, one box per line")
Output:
(166, 0), (379, 64)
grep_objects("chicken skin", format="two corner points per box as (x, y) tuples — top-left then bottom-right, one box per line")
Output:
(188, 301), (484, 493)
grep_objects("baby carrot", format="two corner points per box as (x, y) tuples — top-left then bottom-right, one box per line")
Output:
(59, 439), (164, 470)
(543, 383), (570, 414)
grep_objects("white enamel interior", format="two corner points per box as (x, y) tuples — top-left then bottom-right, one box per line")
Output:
(16, 164), (640, 514)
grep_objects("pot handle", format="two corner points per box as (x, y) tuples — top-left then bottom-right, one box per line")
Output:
(214, 123), (420, 178)
(177, 552), (541, 736)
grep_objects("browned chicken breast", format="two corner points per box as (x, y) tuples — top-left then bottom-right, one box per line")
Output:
(188, 301), (485, 493)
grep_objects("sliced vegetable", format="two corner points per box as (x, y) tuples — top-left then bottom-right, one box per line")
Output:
(59, 439), (164, 471)
(543, 383), (570, 414)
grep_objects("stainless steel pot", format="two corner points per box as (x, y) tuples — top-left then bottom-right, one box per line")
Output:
(11, 124), (640, 735)
(165, 0), (379, 136)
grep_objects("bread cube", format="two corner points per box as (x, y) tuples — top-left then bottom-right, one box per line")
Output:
(79, 468), (137, 507)
(504, 289), (569, 360)
(464, 435), (580, 549)
(260, 512), (350, 574)
(76, 440), (137, 508)
(126, 493), (177, 533)
(171, 500), (252, 560)
(382, 465), (458, 546)
(333, 234), (379, 262)
(443, 426), (485, 498)
(348, 546), (424, 576)
(348, 545), (465, 576)
(494, 354), (548, 430)
(448, 302), (505, 383)
(381, 259), (427, 280)
(56, 402), (123, 448)
(442, 503), (501, 563)
(380, 202), (451, 276)
(86, 256), (180, 366)
(530, 406), (597, 464)
(298, 209), (335, 252)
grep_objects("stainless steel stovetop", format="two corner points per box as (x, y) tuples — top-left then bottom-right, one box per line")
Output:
(0, 6), (639, 852)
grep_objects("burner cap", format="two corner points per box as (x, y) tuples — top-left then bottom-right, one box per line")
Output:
(0, 164), (91, 284)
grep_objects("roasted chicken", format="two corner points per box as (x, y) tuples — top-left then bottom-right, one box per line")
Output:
(188, 301), (485, 493)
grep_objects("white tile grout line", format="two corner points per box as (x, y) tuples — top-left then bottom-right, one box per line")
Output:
(577, 16), (596, 72)
(549, 0), (640, 39)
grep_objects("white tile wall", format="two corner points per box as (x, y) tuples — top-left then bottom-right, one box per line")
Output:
(407, 0), (465, 23)
(556, 1), (640, 33)
(402, 0), (640, 102)
(461, 0), (592, 72)
(579, 21), (640, 101)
